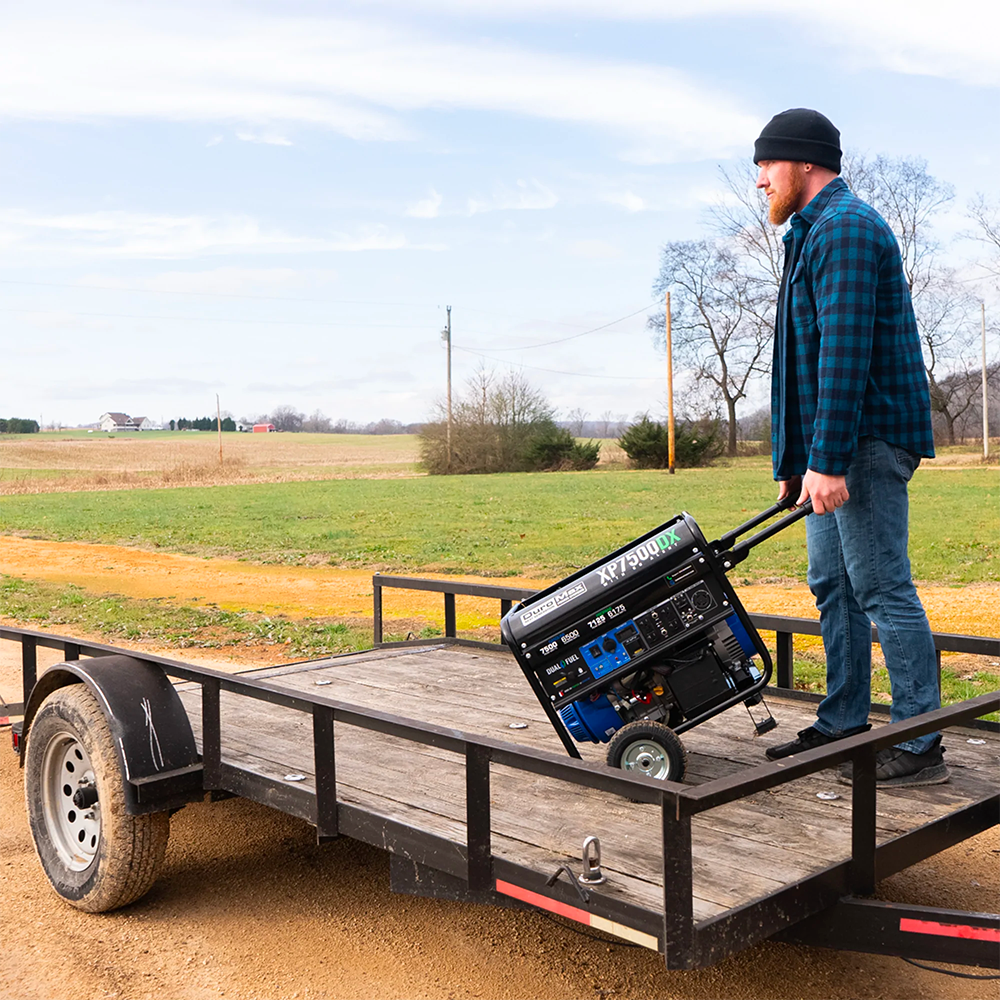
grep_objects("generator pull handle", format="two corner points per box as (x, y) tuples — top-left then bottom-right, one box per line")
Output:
(717, 499), (813, 569)
(711, 494), (798, 553)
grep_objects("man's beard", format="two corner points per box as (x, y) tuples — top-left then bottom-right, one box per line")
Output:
(769, 168), (806, 225)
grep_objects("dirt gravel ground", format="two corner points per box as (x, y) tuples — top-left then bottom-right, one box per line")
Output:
(2, 645), (998, 999)
(2, 714), (997, 1000)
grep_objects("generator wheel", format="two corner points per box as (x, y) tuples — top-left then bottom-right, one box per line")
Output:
(24, 684), (170, 912)
(607, 721), (686, 782)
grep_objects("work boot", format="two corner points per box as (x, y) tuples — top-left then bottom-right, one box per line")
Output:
(838, 737), (949, 787)
(765, 723), (871, 761)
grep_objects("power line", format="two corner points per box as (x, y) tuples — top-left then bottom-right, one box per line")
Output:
(465, 301), (657, 352)
(453, 344), (662, 381)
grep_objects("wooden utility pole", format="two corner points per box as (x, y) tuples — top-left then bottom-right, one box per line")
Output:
(216, 394), (223, 465)
(444, 305), (453, 473)
(983, 302), (990, 461)
(665, 291), (676, 474)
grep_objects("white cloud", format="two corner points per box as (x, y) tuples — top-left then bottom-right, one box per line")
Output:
(406, 189), (443, 219)
(603, 191), (646, 213)
(0, 5), (760, 160)
(0, 210), (444, 259)
(466, 179), (559, 216)
(364, 0), (1000, 88)
(236, 131), (293, 146)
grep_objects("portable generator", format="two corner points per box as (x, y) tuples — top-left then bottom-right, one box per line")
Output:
(500, 498), (812, 782)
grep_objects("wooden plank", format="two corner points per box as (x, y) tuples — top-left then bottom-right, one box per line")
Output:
(172, 645), (999, 922)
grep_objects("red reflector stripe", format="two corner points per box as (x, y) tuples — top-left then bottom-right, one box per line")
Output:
(900, 918), (1000, 943)
(495, 879), (592, 925)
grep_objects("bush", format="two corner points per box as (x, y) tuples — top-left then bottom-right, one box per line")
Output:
(522, 423), (600, 471)
(618, 415), (723, 469)
(420, 369), (600, 474)
(617, 416), (668, 469)
(0, 418), (40, 433)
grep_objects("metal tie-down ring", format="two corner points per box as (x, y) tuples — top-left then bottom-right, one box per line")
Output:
(579, 835), (606, 885)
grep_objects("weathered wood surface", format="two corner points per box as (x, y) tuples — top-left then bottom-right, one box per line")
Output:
(175, 644), (999, 923)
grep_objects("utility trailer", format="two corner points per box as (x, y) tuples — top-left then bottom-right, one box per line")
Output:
(3, 598), (999, 971)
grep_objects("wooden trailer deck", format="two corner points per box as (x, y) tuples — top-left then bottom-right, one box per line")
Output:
(172, 642), (1000, 931)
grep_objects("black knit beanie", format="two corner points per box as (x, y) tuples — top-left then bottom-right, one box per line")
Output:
(753, 108), (842, 174)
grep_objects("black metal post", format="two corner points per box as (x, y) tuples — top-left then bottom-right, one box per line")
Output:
(21, 636), (37, 707)
(776, 631), (794, 689)
(500, 599), (511, 618)
(851, 745), (877, 895)
(202, 678), (222, 788)
(313, 704), (338, 842)
(373, 579), (383, 645)
(62, 641), (81, 661)
(465, 743), (492, 890)
(662, 794), (694, 969)
(444, 592), (457, 639)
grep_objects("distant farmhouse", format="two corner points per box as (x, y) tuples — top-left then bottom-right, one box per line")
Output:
(99, 412), (159, 432)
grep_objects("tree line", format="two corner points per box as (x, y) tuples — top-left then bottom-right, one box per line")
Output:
(245, 406), (421, 434)
(0, 418), (40, 434)
(649, 154), (1000, 455)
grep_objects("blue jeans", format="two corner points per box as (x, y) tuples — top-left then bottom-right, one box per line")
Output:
(806, 437), (939, 753)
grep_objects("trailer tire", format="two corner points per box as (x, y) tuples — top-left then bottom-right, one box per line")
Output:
(607, 721), (686, 783)
(24, 684), (170, 912)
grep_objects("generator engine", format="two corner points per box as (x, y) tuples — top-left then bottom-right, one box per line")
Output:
(500, 500), (811, 782)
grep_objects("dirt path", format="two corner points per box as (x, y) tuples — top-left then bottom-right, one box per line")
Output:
(1, 638), (997, 1000)
(2, 538), (998, 997)
(2, 536), (997, 638)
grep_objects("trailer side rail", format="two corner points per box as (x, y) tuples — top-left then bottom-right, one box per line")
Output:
(3, 624), (997, 969)
(371, 574), (1000, 727)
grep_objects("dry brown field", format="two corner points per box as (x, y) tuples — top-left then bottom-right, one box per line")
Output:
(0, 431), (631, 494)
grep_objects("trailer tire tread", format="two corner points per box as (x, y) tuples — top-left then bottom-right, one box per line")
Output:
(24, 684), (170, 912)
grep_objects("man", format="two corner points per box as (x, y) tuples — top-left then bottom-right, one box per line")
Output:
(754, 108), (948, 786)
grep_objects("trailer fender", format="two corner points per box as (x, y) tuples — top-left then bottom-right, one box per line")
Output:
(21, 655), (203, 814)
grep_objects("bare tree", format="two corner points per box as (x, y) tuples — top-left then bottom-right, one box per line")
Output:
(599, 410), (614, 437)
(302, 409), (332, 433)
(966, 194), (1000, 286)
(709, 161), (786, 292)
(842, 153), (955, 301)
(269, 405), (305, 433)
(567, 407), (588, 436)
(650, 240), (772, 456)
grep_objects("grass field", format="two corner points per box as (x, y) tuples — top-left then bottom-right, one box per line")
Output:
(1, 462), (995, 582)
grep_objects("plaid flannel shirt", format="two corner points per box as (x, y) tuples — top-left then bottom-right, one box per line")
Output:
(772, 177), (934, 479)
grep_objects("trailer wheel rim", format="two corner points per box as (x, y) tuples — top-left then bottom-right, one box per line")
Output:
(620, 739), (672, 780)
(40, 730), (101, 871)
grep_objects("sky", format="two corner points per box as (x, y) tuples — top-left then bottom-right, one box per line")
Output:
(2, 0), (999, 428)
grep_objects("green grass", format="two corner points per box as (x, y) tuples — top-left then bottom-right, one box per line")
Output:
(1, 464), (996, 582)
(790, 650), (999, 721)
(0, 575), (381, 659)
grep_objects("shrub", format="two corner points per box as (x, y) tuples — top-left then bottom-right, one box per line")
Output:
(420, 369), (600, 474)
(618, 415), (723, 469)
(522, 423), (600, 471)
(618, 416), (668, 468)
